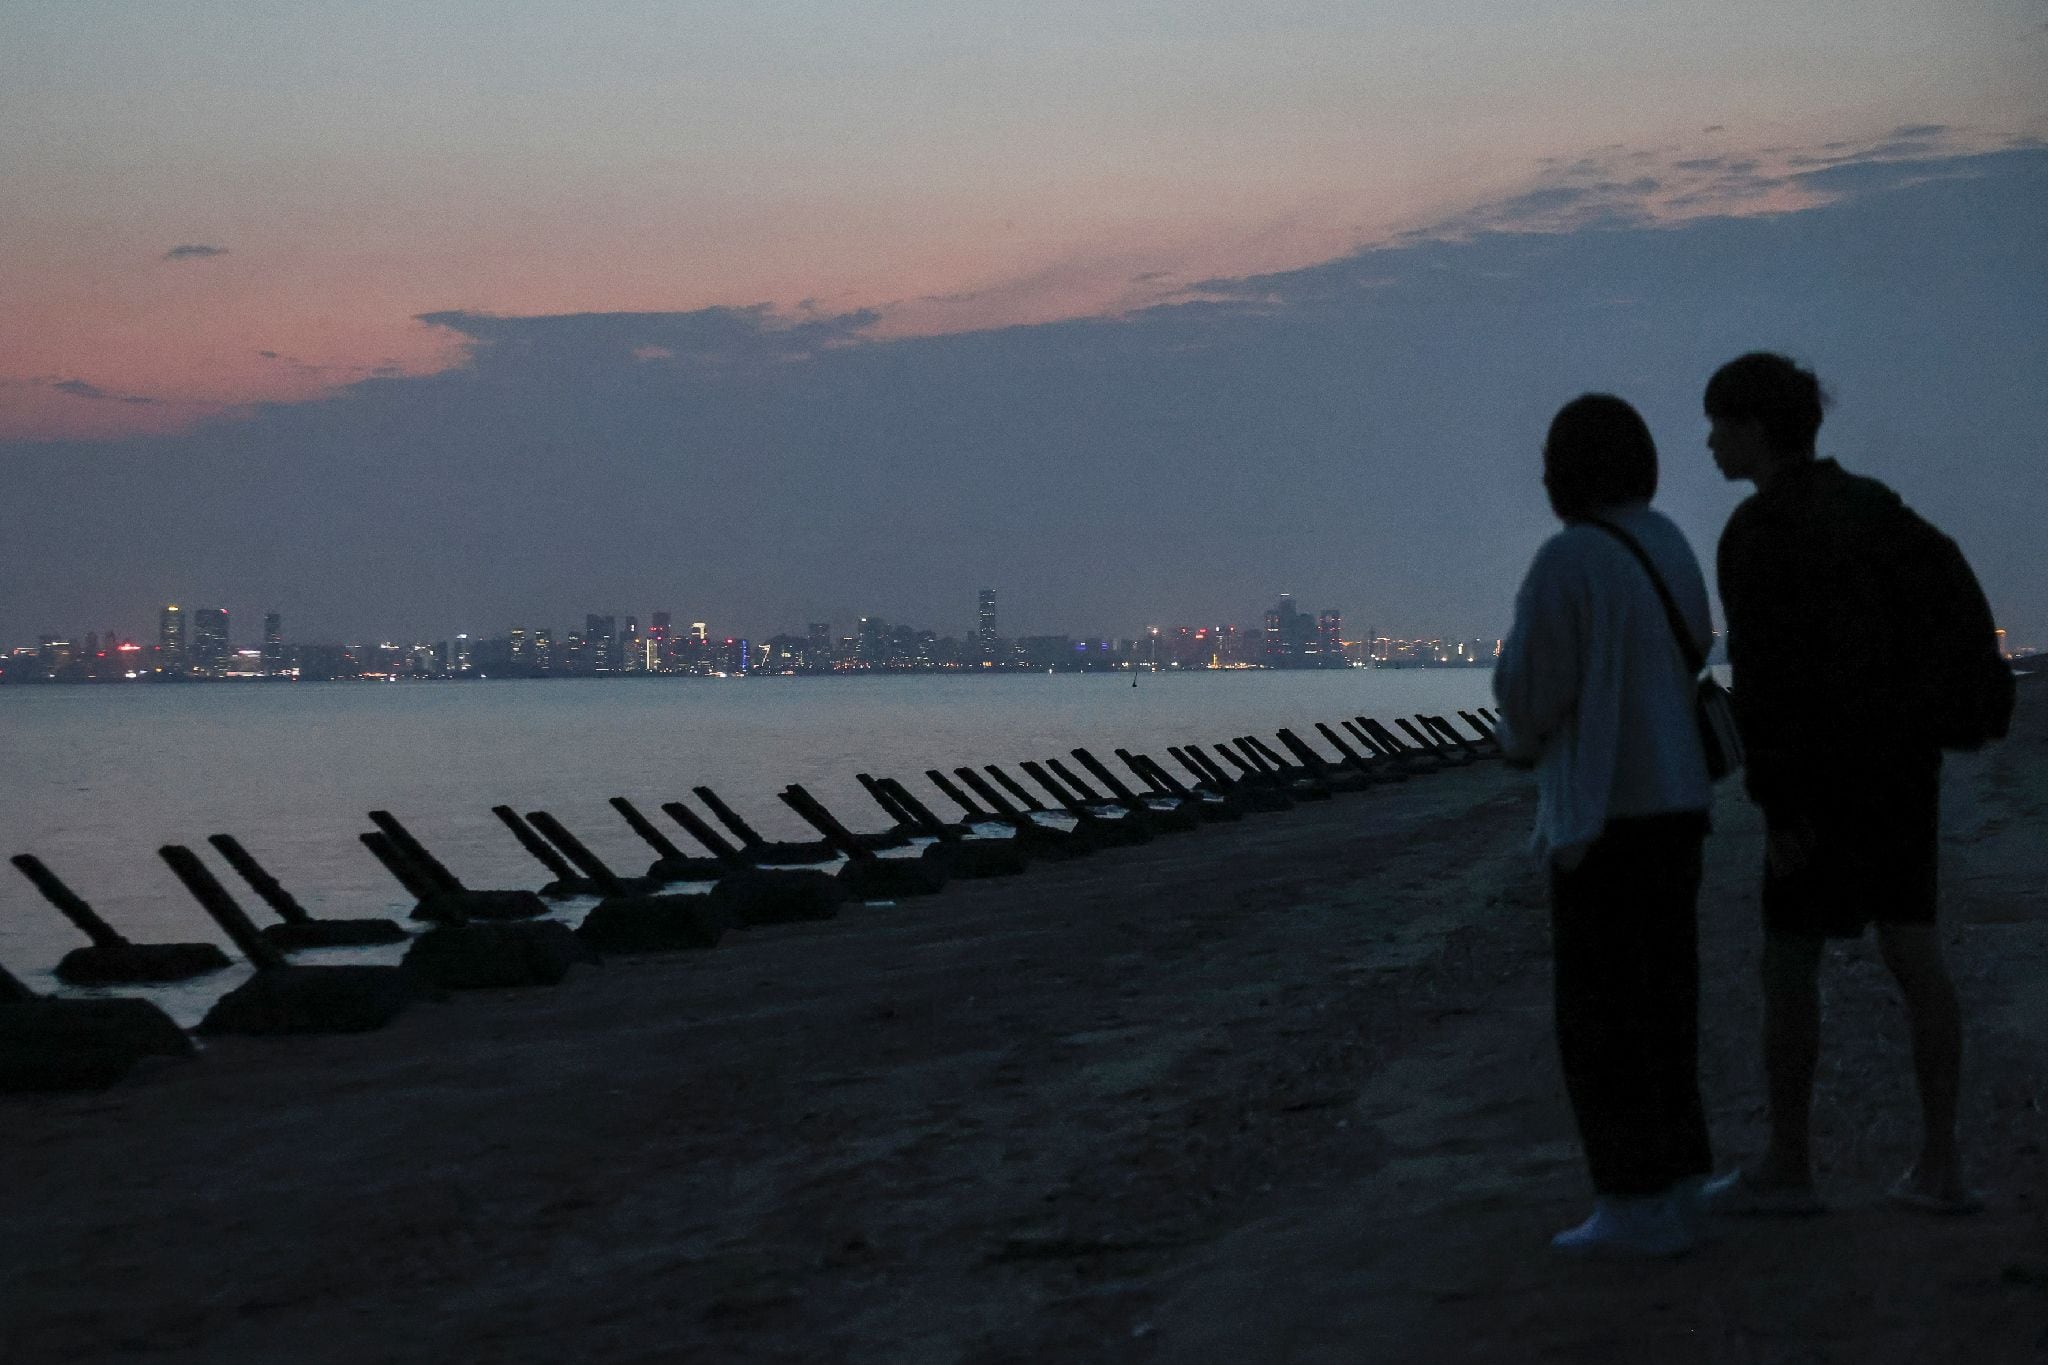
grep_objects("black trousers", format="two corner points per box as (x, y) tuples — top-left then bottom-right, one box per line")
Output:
(1550, 811), (1712, 1199)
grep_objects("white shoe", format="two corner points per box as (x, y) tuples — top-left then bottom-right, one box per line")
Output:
(1550, 1192), (1697, 1259)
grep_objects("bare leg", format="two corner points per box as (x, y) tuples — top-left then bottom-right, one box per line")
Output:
(1753, 931), (1825, 1188)
(1875, 923), (1966, 1196)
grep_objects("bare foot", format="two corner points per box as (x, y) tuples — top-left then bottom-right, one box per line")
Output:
(1698, 1165), (1825, 1216)
(1889, 1161), (1983, 1214)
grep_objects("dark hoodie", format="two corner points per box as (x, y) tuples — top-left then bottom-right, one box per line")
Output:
(1717, 458), (1991, 819)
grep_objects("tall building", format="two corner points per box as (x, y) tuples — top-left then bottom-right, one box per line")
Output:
(585, 615), (616, 672)
(533, 629), (554, 673)
(262, 612), (284, 675)
(1317, 611), (1344, 664)
(158, 603), (186, 672)
(190, 608), (230, 676)
(620, 617), (642, 673)
(1262, 595), (1334, 668)
(648, 612), (671, 670)
(1167, 625), (1226, 669)
(1263, 594), (1301, 666)
(977, 588), (997, 662)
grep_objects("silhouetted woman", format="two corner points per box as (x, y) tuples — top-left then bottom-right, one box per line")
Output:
(1494, 394), (1716, 1257)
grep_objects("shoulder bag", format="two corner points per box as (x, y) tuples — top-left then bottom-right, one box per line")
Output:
(1585, 518), (1743, 782)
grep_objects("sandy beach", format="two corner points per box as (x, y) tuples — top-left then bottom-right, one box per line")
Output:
(3, 689), (2043, 1363)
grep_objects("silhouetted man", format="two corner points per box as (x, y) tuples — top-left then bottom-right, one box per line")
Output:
(1703, 352), (1994, 1215)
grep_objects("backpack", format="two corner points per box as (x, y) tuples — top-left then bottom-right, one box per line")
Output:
(1897, 514), (2014, 750)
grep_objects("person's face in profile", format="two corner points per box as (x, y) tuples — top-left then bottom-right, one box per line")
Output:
(1706, 417), (1773, 484)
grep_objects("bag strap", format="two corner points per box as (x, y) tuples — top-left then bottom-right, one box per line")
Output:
(1583, 518), (1707, 677)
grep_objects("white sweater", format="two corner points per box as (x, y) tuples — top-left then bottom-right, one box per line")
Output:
(1493, 501), (1714, 869)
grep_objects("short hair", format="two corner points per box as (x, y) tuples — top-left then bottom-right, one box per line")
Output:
(1702, 352), (1827, 456)
(1542, 394), (1659, 519)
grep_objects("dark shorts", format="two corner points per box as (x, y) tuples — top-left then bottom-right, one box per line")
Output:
(1761, 753), (1941, 939)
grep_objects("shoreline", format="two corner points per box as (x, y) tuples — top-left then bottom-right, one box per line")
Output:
(3, 692), (2043, 1362)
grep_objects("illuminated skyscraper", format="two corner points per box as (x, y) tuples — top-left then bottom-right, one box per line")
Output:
(190, 608), (230, 676)
(1317, 611), (1343, 665)
(1263, 594), (1298, 666)
(158, 603), (186, 672)
(262, 612), (284, 674)
(585, 615), (616, 672)
(687, 622), (709, 669)
(1262, 595), (1330, 668)
(648, 612), (671, 670)
(977, 588), (997, 662)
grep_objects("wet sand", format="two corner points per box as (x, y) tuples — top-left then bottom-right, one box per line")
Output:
(3, 691), (2043, 1363)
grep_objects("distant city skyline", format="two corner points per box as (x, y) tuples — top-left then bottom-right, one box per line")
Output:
(5, 589), (1385, 661)
(3, 587), (1526, 683)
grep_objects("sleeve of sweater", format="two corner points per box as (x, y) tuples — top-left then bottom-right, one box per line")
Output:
(1493, 537), (1585, 763)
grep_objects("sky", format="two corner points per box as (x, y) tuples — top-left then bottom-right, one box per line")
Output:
(2, 2), (2044, 647)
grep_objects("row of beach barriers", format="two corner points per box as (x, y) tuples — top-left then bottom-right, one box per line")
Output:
(0, 709), (1503, 1094)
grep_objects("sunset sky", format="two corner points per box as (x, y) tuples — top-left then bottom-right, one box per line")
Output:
(3, 3), (2044, 645)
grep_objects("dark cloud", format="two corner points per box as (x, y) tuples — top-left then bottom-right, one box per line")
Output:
(1783, 150), (1995, 197)
(1672, 156), (1758, 174)
(416, 305), (880, 374)
(3, 146), (2043, 653)
(1422, 176), (1665, 237)
(1782, 130), (1956, 167)
(162, 244), (229, 261)
(45, 378), (159, 406)
(1860, 136), (1947, 160)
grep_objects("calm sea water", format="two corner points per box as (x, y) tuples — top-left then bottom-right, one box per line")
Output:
(0, 670), (1499, 1022)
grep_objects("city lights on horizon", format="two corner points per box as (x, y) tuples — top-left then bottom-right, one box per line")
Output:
(1, 589), (1518, 685)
